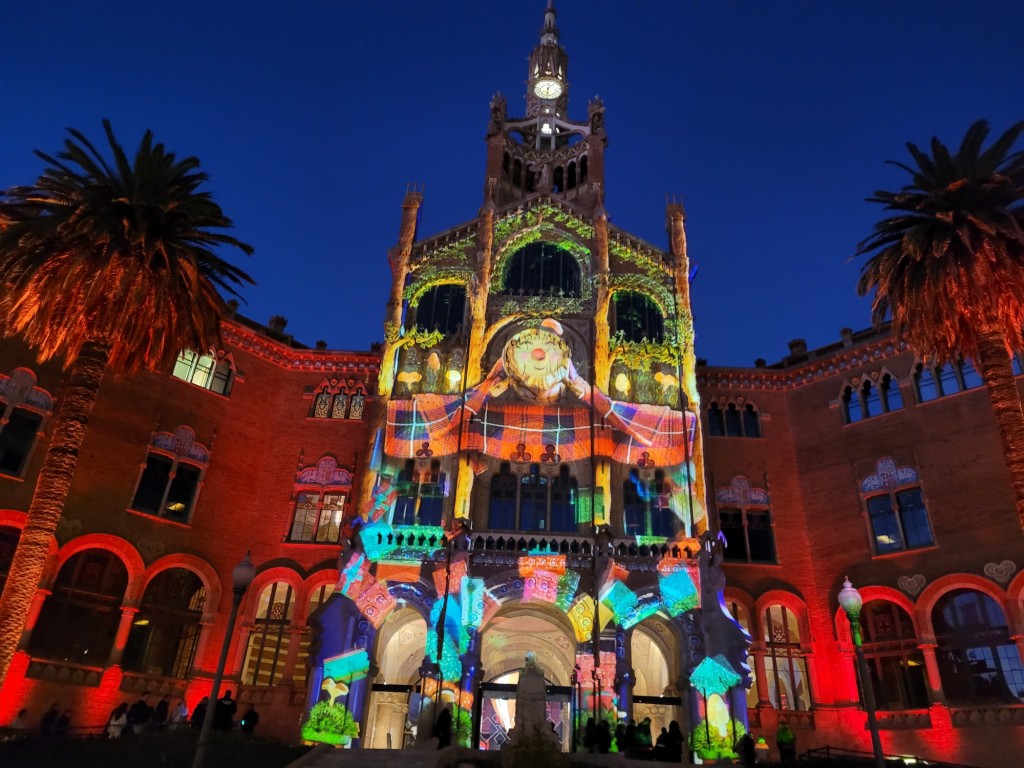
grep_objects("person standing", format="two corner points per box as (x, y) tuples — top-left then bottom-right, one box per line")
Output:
(596, 720), (612, 754)
(434, 704), (452, 749)
(776, 721), (797, 764)
(129, 693), (153, 734)
(214, 690), (238, 731)
(240, 706), (260, 735)
(107, 703), (129, 739)
(170, 698), (189, 727)
(54, 710), (71, 738)
(152, 695), (170, 728)
(190, 697), (209, 729)
(583, 717), (596, 753)
(9, 709), (29, 731)
(736, 732), (756, 767)
(755, 736), (771, 764)
(40, 704), (59, 736)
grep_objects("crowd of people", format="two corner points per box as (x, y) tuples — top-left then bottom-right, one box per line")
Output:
(580, 715), (684, 759)
(3, 691), (260, 740)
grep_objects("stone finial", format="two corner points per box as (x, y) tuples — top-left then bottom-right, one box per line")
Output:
(788, 339), (807, 357)
(268, 315), (288, 334)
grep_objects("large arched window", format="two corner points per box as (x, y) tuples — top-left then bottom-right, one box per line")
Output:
(123, 569), (206, 678)
(30, 549), (129, 664)
(613, 292), (664, 343)
(501, 242), (581, 298)
(933, 590), (1024, 704)
(762, 604), (811, 710)
(294, 583), (336, 690)
(415, 284), (467, 336)
(860, 600), (928, 710)
(242, 581), (295, 687)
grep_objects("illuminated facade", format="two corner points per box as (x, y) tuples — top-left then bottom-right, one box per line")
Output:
(1, 4), (1023, 766)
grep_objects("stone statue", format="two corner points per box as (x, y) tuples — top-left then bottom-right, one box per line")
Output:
(487, 93), (507, 136)
(506, 653), (558, 748)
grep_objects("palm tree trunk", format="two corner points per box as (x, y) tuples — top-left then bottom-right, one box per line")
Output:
(0, 341), (110, 684)
(974, 330), (1024, 535)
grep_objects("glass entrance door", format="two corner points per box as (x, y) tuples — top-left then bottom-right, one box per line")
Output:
(478, 674), (571, 751)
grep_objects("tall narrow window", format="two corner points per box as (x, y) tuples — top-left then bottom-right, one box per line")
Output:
(959, 360), (983, 389)
(843, 385), (862, 423)
(880, 373), (903, 411)
(863, 381), (880, 418)
(123, 569), (206, 678)
(29, 550), (129, 664)
(719, 506), (775, 563)
(742, 404), (762, 438)
(549, 466), (577, 533)
(623, 469), (646, 536)
(418, 460), (445, 527)
(623, 469), (677, 538)
(0, 527), (18, 592)
(915, 365), (938, 402)
(488, 463), (517, 530)
(393, 460), (418, 527)
(937, 362), (959, 396)
(724, 404), (742, 436)
(763, 605), (811, 710)
(242, 581), (295, 687)
(172, 350), (233, 395)
(707, 403), (724, 437)
(934, 590), (1024, 704)
(289, 492), (346, 543)
(519, 465), (548, 531)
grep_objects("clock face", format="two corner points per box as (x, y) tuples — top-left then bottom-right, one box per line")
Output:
(534, 78), (563, 100)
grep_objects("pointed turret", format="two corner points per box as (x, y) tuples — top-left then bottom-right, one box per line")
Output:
(526, 0), (569, 120)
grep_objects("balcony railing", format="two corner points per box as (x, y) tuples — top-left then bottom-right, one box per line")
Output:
(25, 658), (103, 687)
(950, 703), (1024, 727)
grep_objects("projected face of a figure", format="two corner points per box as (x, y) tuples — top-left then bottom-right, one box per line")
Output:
(503, 327), (572, 402)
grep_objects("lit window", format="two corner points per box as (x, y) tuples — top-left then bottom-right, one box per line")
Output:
(289, 456), (353, 543)
(172, 350), (233, 395)
(762, 604), (812, 710)
(242, 581), (295, 687)
(866, 488), (933, 554)
(310, 382), (366, 420)
(130, 426), (208, 524)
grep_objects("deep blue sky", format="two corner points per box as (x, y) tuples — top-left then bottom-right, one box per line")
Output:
(3, 1), (1022, 367)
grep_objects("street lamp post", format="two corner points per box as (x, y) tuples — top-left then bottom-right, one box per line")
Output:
(193, 552), (257, 768)
(837, 577), (885, 768)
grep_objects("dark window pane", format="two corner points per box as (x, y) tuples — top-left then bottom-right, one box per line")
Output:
(719, 508), (746, 561)
(0, 407), (41, 475)
(707, 404), (724, 437)
(501, 242), (580, 298)
(867, 495), (903, 553)
(614, 292), (664, 343)
(623, 473), (646, 536)
(724, 404), (742, 436)
(519, 470), (548, 531)
(896, 489), (933, 548)
(489, 469), (518, 530)
(863, 382), (880, 418)
(960, 360), (983, 389)
(550, 473), (576, 533)
(882, 375), (903, 411)
(165, 463), (201, 521)
(747, 510), (775, 562)
(845, 387), (862, 423)
(416, 284), (467, 336)
(938, 363), (959, 396)
(916, 366), (938, 402)
(132, 455), (173, 514)
(0, 527), (19, 592)
(742, 404), (761, 437)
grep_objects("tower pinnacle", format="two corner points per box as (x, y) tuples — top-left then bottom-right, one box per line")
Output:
(526, 0), (568, 118)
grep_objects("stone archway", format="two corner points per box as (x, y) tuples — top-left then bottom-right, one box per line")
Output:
(632, 617), (684, 740)
(364, 606), (427, 749)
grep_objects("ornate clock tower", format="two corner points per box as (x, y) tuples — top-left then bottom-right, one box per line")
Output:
(315, 3), (750, 757)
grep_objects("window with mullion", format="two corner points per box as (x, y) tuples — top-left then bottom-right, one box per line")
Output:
(0, 404), (43, 476)
(519, 466), (548, 531)
(719, 506), (776, 563)
(131, 454), (203, 523)
(866, 488), (933, 554)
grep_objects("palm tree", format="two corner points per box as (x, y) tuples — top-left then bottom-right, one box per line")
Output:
(0, 121), (253, 682)
(855, 119), (1024, 534)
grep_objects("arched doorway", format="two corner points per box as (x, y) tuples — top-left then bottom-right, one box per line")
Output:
(364, 606), (427, 748)
(632, 617), (684, 742)
(478, 601), (577, 751)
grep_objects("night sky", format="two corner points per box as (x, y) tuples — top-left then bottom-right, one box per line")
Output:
(3, 1), (1022, 367)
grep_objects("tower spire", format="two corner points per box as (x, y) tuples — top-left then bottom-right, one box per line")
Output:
(526, 0), (568, 118)
(541, 0), (558, 45)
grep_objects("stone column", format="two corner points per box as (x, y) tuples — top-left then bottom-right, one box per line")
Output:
(614, 625), (635, 720)
(108, 606), (139, 666)
(803, 650), (822, 707)
(751, 646), (771, 706)
(230, 624), (253, 678)
(918, 642), (945, 703)
(17, 588), (51, 650)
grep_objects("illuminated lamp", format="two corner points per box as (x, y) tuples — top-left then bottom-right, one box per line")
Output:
(193, 551), (255, 768)
(838, 577), (885, 768)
